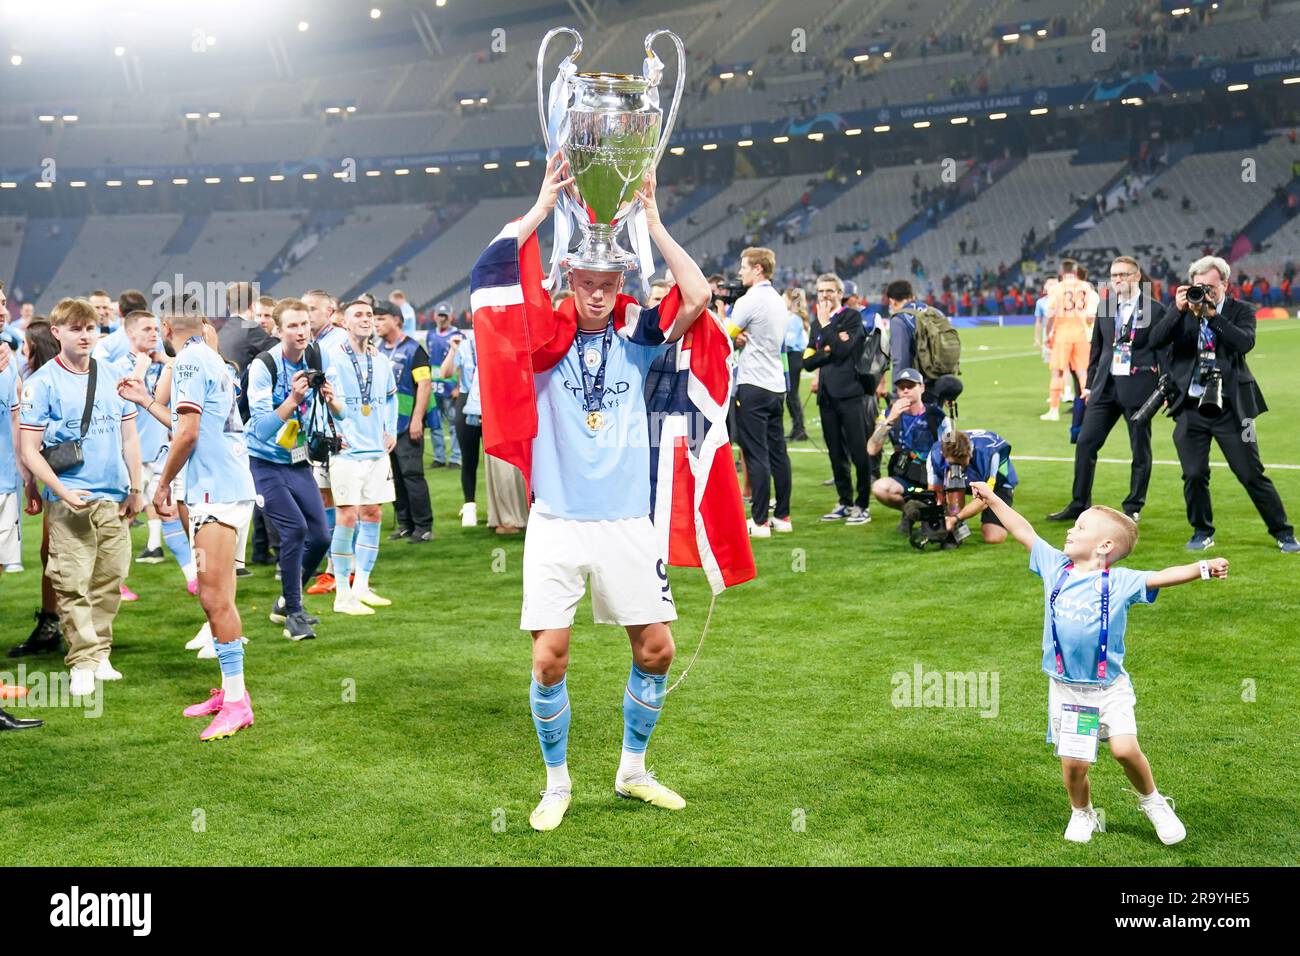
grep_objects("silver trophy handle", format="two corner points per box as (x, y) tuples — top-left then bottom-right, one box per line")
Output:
(536, 27), (583, 155)
(644, 29), (686, 170)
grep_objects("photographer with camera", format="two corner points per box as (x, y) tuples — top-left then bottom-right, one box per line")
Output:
(244, 299), (344, 640)
(804, 272), (871, 526)
(1048, 256), (1167, 524)
(868, 368), (952, 533)
(926, 429), (1019, 545)
(1148, 256), (1298, 552)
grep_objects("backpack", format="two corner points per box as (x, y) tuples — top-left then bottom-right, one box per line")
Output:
(238, 343), (323, 423)
(904, 304), (961, 379)
(855, 324), (889, 393)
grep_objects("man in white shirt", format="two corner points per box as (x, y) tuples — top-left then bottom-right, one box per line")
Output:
(726, 246), (792, 536)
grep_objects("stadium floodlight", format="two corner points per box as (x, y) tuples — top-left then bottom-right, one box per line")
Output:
(62, 114), (78, 122)
(844, 128), (862, 135)
(882, 51), (891, 58)
(718, 71), (733, 79)
(395, 167), (411, 174)
(853, 54), (869, 63)
(370, 7), (382, 19)
(478, 97), (488, 104)
(185, 112), (201, 120)
(483, 163), (499, 170)
(106, 180), (122, 187)
(1170, 7), (1190, 15)
(913, 120), (931, 128)
(772, 135), (789, 143)
(1121, 97), (1143, 106)
(0, 182), (15, 189)
(702, 143), (717, 150)
(269, 174), (285, 181)
(302, 173), (318, 180)
(425, 166), (441, 174)
(204, 177), (221, 184)
(459, 98), (474, 105)
(298, 21), (309, 32)
(807, 132), (823, 141)
(325, 106), (341, 114)
(747, 69), (753, 76)
(1029, 107), (1048, 115)
(1036, 29), (1047, 37)
(38, 114), (55, 123)
(207, 111), (221, 119)
(1002, 33), (1020, 42)
(669, 146), (684, 155)
(137, 179), (154, 186)
(238, 176), (255, 183)
(1227, 83), (1248, 92)
(1285, 77), (1300, 84)
(332, 171), (348, 179)
(10, 55), (21, 67)
(873, 124), (890, 132)
(172, 178), (189, 185)
(436, 0), (446, 6)
(737, 139), (753, 147)
(989, 112), (1007, 120)
(513, 161), (529, 167)
(346, 106), (357, 112)
(365, 170), (381, 177)
(114, 46), (126, 57)
(35, 182), (52, 189)
(950, 116), (968, 124)
(69, 181), (86, 188)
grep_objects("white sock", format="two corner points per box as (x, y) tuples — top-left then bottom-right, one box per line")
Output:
(546, 762), (571, 792)
(147, 519), (162, 550)
(335, 573), (352, 599)
(182, 561), (196, 583)
(222, 672), (246, 703)
(1139, 789), (1162, 806)
(618, 749), (646, 779)
(353, 569), (370, 592)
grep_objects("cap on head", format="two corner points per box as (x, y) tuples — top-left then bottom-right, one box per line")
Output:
(435, 302), (452, 316)
(842, 280), (859, 298)
(894, 367), (923, 386)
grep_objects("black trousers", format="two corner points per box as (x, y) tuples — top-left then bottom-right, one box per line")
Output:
(735, 383), (792, 524)
(1172, 406), (1292, 538)
(1069, 390), (1152, 514)
(453, 396), (483, 503)
(785, 352), (806, 437)
(820, 394), (870, 509)
(390, 432), (433, 534)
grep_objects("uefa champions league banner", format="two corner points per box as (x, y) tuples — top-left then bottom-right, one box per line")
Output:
(4, 55), (1300, 182)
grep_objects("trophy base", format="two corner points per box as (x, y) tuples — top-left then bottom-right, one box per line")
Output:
(562, 226), (639, 274)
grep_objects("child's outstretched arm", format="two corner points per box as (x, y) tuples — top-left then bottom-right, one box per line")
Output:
(970, 480), (1037, 550)
(1147, 557), (1229, 590)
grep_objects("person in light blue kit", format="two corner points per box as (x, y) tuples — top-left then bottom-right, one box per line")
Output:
(138, 304), (258, 742)
(971, 481), (1231, 847)
(323, 298), (397, 616)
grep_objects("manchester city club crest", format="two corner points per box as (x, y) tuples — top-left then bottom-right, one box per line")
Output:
(583, 347), (601, 370)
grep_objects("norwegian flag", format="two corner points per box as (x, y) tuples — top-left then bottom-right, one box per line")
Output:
(470, 220), (754, 594)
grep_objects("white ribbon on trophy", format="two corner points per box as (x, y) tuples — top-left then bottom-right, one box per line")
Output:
(623, 49), (666, 301)
(543, 53), (581, 292)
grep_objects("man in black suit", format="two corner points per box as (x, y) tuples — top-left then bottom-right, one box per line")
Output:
(1148, 255), (1298, 552)
(217, 281), (278, 374)
(804, 273), (872, 525)
(1049, 256), (1165, 523)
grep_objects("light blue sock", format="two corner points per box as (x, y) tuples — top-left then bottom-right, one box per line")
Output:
(622, 664), (666, 754)
(161, 518), (193, 573)
(330, 522), (354, 591)
(325, 507), (336, 574)
(355, 520), (380, 575)
(530, 676), (571, 768)
(214, 639), (247, 703)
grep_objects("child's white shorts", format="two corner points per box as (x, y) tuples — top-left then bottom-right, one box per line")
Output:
(1047, 673), (1138, 745)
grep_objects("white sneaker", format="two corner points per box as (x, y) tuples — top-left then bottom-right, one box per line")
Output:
(333, 594), (376, 616)
(94, 658), (122, 681)
(196, 641), (217, 660)
(4, 563), (23, 573)
(460, 502), (478, 527)
(615, 769), (686, 810)
(353, 586), (392, 608)
(1040, 408), (1061, 422)
(529, 787), (572, 832)
(185, 622), (212, 651)
(1064, 807), (1102, 843)
(771, 516), (793, 533)
(845, 506), (871, 526)
(747, 519), (771, 538)
(1139, 794), (1187, 845)
(69, 667), (95, 697)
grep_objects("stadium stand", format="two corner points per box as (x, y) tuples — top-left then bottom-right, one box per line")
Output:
(38, 214), (183, 310)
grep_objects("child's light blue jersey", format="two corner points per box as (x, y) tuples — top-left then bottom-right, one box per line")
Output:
(1029, 536), (1157, 686)
(171, 340), (256, 505)
(323, 340), (397, 460)
(20, 356), (136, 502)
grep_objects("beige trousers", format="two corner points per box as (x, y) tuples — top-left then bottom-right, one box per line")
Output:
(45, 498), (132, 670)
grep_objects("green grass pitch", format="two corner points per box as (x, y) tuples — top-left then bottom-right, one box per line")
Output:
(2, 322), (1298, 866)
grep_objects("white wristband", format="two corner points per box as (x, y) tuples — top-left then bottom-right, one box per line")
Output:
(1199, 560), (1211, 581)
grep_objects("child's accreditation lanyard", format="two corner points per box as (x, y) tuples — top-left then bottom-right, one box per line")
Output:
(1048, 557), (1110, 681)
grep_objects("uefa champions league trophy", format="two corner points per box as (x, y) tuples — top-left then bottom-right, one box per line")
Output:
(536, 26), (685, 286)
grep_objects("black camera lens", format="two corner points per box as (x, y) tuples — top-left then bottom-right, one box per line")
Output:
(1187, 284), (1208, 304)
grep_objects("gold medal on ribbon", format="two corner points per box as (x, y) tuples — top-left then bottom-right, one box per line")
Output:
(362, 404), (372, 417)
(586, 410), (604, 432)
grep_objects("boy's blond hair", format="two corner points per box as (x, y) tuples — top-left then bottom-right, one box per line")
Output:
(1090, 505), (1138, 561)
(49, 298), (97, 328)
